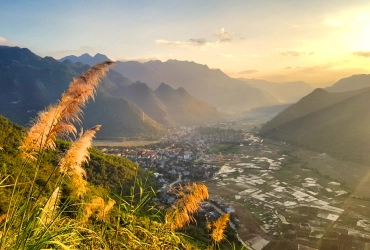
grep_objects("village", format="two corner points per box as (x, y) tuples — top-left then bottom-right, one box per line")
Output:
(98, 124), (370, 250)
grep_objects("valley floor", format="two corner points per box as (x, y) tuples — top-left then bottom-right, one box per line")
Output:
(206, 133), (370, 250)
(99, 117), (370, 249)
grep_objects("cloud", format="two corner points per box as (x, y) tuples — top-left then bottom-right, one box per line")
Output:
(323, 18), (344, 27)
(0, 36), (18, 46)
(217, 53), (234, 58)
(279, 50), (315, 57)
(116, 53), (177, 63)
(0, 37), (7, 44)
(155, 38), (220, 49)
(156, 28), (239, 50)
(238, 69), (259, 74)
(284, 67), (292, 69)
(352, 51), (370, 58)
(213, 28), (236, 43)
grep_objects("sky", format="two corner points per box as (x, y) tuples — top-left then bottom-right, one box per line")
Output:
(1, 0), (370, 87)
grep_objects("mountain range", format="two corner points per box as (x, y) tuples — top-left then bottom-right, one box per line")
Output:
(0, 46), (223, 138)
(239, 78), (314, 103)
(99, 77), (222, 127)
(112, 60), (280, 113)
(59, 53), (111, 66)
(325, 74), (370, 93)
(260, 87), (370, 164)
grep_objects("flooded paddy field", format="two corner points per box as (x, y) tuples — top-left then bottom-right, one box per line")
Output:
(205, 133), (370, 249)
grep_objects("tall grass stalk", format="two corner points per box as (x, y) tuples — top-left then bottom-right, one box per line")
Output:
(0, 61), (114, 249)
(0, 60), (227, 249)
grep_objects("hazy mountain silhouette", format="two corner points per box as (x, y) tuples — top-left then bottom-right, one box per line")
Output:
(325, 74), (370, 93)
(59, 53), (111, 66)
(154, 82), (223, 126)
(113, 60), (280, 113)
(0, 46), (222, 138)
(239, 78), (314, 103)
(100, 76), (223, 127)
(0, 46), (164, 138)
(260, 87), (370, 164)
(100, 80), (172, 126)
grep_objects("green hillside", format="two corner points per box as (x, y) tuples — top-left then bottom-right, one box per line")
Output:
(260, 87), (370, 164)
(0, 115), (140, 212)
(0, 115), (230, 249)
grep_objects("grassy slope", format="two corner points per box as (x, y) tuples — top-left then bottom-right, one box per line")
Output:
(0, 115), (141, 212)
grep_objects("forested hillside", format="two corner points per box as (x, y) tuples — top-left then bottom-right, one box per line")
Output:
(260, 87), (370, 164)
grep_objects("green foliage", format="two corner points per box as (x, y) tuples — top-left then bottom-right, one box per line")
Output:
(0, 113), (217, 249)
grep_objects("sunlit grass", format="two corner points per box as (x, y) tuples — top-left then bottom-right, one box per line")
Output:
(0, 62), (228, 249)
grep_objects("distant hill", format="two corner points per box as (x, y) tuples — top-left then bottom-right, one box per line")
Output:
(0, 46), (164, 139)
(101, 80), (172, 126)
(59, 53), (111, 66)
(154, 83), (223, 126)
(325, 74), (370, 93)
(260, 87), (370, 164)
(239, 78), (314, 103)
(243, 104), (291, 120)
(0, 46), (222, 137)
(100, 77), (223, 127)
(83, 92), (165, 139)
(113, 60), (280, 113)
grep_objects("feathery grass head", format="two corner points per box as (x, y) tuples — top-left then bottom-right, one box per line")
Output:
(20, 105), (61, 160)
(165, 182), (209, 230)
(59, 125), (101, 196)
(98, 198), (116, 220)
(211, 213), (230, 243)
(83, 196), (115, 222)
(59, 61), (115, 124)
(40, 187), (61, 225)
(20, 61), (114, 160)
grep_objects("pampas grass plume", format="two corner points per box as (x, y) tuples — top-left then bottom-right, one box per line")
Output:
(211, 213), (230, 243)
(20, 61), (114, 160)
(166, 183), (209, 230)
(59, 125), (101, 196)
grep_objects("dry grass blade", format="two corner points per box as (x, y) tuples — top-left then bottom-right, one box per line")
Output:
(40, 187), (60, 224)
(59, 125), (101, 196)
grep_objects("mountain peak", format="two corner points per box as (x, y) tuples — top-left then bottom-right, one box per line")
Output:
(326, 74), (370, 93)
(59, 53), (111, 66)
(156, 82), (174, 92)
(176, 86), (188, 95)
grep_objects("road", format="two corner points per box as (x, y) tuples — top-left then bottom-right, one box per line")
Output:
(169, 173), (182, 187)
